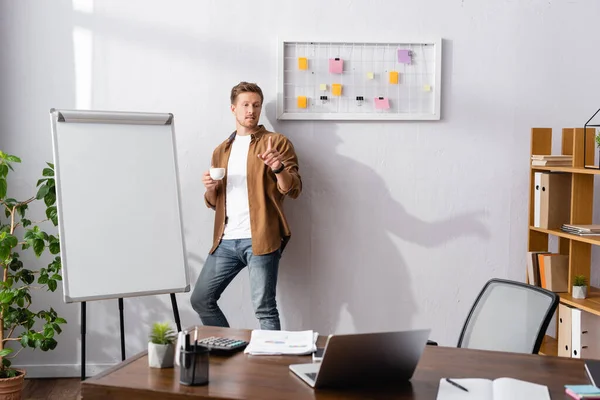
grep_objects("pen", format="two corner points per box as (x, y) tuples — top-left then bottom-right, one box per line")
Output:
(446, 378), (469, 392)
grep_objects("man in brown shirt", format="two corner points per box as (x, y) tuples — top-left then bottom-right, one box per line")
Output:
(190, 82), (302, 330)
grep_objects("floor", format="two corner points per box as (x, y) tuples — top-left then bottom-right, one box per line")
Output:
(22, 378), (81, 400)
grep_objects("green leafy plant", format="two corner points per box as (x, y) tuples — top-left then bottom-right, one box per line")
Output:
(0, 151), (66, 378)
(574, 275), (587, 287)
(596, 131), (600, 148)
(149, 322), (176, 345)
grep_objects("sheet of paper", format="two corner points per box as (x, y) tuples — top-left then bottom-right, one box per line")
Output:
(329, 58), (343, 74)
(297, 96), (307, 109)
(374, 97), (390, 110)
(398, 49), (412, 64)
(332, 83), (342, 96)
(298, 57), (308, 70)
(493, 378), (550, 400)
(389, 71), (399, 84)
(244, 330), (317, 355)
(436, 378), (492, 400)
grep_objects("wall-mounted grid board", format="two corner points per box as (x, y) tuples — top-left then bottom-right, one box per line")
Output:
(276, 39), (442, 121)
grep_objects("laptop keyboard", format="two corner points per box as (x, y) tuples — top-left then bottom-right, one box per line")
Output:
(306, 372), (317, 380)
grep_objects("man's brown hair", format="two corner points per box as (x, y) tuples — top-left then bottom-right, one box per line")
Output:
(230, 81), (264, 105)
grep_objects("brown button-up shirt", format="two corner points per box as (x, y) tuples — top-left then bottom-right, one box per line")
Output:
(204, 125), (302, 256)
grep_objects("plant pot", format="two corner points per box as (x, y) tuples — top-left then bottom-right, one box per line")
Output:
(573, 285), (588, 299)
(148, 342), (174, 368)
(0, 369), (25, 400)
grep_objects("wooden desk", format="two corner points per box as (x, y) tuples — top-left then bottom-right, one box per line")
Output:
(81, 326), (589, 399)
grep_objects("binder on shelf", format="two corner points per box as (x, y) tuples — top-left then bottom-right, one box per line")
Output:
(527, 251), (549, 287)
(558, 303), (572, 358)
(533, 172), (571, 229)
(571, 308), (600, 359)
(541, 254), (568, 292)
(534, 172), (542, 227)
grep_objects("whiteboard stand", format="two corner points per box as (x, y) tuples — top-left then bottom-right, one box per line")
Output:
(49, 109), (189, 380)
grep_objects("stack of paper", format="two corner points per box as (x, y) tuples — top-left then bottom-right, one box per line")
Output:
(243, 330), (318, 355)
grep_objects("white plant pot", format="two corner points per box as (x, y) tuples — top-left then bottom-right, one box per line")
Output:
(573, 286), (588, 299)
(148, 342), (174, 368)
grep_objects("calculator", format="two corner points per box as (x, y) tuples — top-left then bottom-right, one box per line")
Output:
(197, 336), (248, 352)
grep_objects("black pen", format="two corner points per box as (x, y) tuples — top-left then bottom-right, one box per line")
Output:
(446, 378), (469, 392)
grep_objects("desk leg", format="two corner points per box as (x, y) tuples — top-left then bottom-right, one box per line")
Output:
(119, 298), (125, 361)
(81, 301), (86, 381)
(171, 293), (182, 332)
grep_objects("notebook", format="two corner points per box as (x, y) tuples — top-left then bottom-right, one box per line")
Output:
(436, 377), (550, 400)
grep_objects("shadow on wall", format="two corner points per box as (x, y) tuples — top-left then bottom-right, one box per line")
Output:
(263, 100), (490, 335)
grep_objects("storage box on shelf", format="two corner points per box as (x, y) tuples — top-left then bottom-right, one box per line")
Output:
(528, 127), (599, 357)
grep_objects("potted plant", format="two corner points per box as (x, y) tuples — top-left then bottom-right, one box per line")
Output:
(573, 275), (588, 299)
(0, 151), (66, 398)
(148, 322), (176, 368)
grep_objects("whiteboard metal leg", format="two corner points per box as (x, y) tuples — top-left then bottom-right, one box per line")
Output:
(119, 298), (125, 361)
(81, 301), (86, 381)
(171, 293), (182, 332)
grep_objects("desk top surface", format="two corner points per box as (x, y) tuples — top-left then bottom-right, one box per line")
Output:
(81, 326), (589, 400)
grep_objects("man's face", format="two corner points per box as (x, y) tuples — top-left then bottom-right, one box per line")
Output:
(231, 92), (262, 130)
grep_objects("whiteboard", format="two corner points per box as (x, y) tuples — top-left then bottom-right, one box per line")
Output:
(49, 109), (189, 303)
(277, 39), (442, 120)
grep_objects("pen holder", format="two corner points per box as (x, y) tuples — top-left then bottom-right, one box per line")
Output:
(179, 344), (209, 386)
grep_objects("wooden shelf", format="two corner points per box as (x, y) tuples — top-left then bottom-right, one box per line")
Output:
(529, 226), (600, 246)
(538, 335), (558, 357)
(532, 166), (600, 175)
(559, 286), (600, 317)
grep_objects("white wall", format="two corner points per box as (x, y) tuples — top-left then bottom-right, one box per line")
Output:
(2, 0), (600, 377)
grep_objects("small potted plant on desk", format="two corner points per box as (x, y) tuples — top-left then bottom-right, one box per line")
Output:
(148, 322), (176, 368)
(573, 275), (588, 299)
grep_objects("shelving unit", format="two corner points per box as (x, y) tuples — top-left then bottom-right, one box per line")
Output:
(528, 127), (597, 357)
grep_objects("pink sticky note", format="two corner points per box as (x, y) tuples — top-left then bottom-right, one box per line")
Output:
(329, 58), (343, 74)
(398, 49), (411, 64)
(374, 97), (390, 110)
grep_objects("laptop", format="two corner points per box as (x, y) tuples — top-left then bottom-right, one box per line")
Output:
(289, 328), (431, 389)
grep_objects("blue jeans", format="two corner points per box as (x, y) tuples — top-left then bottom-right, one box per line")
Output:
(190, 239), (281, 330)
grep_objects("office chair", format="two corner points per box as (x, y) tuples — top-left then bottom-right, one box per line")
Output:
(455, 278), (558, 354)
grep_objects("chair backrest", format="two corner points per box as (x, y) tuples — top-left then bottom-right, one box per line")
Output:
(457, 278), (558, 354)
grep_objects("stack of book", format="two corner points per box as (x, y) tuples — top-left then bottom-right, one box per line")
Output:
(531, 154), (573, 167)
(561, 224), (600, 236)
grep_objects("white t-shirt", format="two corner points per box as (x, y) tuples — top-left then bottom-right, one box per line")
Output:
(222, 134), (252, 239)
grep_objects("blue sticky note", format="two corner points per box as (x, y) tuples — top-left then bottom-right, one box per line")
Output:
(565, 385), (600, 394)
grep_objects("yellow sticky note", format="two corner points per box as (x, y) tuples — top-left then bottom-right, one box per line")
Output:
(332, 84), (342, 96)
(319, 83), (327, 91)
(298, 57), (308, 70)
(297, 96), (307, 108)
(424, 84), (431, 92)
(367, 72), (374, 79)
(389, 71), (399, 84)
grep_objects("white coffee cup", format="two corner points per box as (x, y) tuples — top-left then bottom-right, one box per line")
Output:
(209, 167), (225, 180)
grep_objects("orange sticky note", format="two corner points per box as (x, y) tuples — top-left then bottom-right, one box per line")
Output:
(297, 96), (307, 108)
(332, 84), (342, 96)
(298, 57), (308, 70)
(389, 71), (399, 84)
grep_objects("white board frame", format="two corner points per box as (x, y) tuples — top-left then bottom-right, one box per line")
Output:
(49, 109), (190, 303)
(277, 38), (442, 121)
